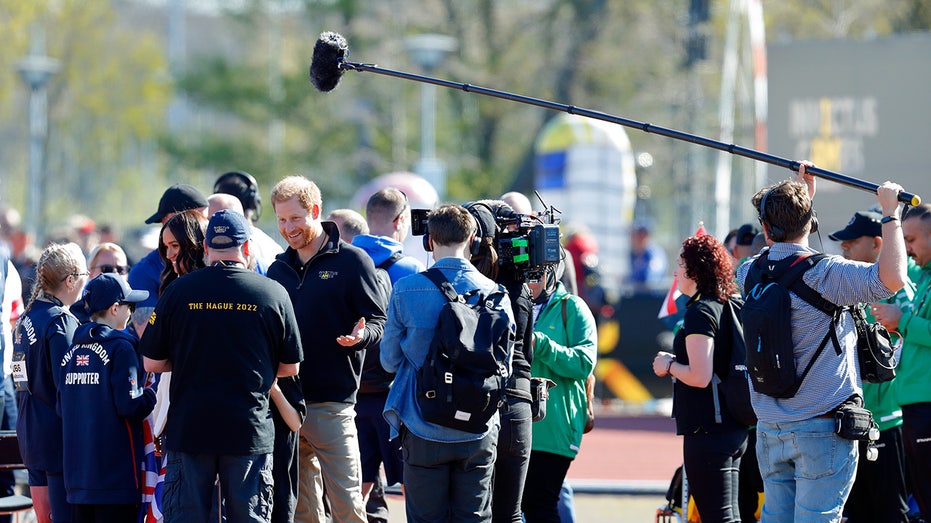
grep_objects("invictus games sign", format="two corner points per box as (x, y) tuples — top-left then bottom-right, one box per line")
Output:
(789, 96), (878, 177)
(769, 34), (931, 251)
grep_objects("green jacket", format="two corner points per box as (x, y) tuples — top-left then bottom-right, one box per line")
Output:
(530, 283), (597, 459)
(895, 261), (931, 407)
(864, 277), (914, 431)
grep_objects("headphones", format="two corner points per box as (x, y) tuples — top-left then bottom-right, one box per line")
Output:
(214, 171), (261, 220)
(759, 186), (818, 242)
(422, 229), (481, 255)
(421, 205), (485, 255)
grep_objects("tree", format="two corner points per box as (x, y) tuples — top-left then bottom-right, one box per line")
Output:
(0, 0), (170, 241)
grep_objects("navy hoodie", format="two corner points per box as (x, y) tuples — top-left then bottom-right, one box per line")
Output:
(59, 322), (156, 504)
(14, 298), (78, 473)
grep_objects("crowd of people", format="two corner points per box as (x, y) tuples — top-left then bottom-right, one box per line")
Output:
(2, 159), (930, 523)
(0, 170), (602, 523)
(653, 162), (931, 523)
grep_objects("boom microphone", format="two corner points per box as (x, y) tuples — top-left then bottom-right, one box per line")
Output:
(309, 31), (348, 92)
(308, 31), (921, 206)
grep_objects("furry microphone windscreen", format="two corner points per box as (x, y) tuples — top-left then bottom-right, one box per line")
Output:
(309, 31), (348, 92)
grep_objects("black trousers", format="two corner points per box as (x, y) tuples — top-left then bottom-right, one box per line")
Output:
(492, 398), (532, 523)
(683, 428), (747, 523)
(903, 402), (931, 519)
(738, 428), (762, 523)
(521, 450), (572, 523)
(72, 503), (140, 523)
(843, 424), (909, 523)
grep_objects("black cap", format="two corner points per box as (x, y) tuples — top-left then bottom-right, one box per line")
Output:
(735, 223), (761, 246)
(464, 202), (498, 240)
(82, 274), (149, 315)
(145, 184), (208, 224)
(829, 211), (882, 241)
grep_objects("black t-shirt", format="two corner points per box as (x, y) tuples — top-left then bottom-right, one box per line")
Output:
(140, 264), (303, 455)
(671, 294), (741, 435)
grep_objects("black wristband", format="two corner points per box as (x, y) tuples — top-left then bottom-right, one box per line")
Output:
(881, 215), (899, 224)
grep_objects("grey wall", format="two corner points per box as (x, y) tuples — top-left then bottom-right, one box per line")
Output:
(768, 34), (931, 251)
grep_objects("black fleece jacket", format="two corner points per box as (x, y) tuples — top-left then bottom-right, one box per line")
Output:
(267, 222), (386, 404)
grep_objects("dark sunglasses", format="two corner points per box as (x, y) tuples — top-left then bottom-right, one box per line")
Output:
(93, 264), (129, 275)
(392, 190), (410, 223)
(118, 301), (137, 313)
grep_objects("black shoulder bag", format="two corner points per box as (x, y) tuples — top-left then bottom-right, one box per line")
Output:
(850, 304), (898, 383)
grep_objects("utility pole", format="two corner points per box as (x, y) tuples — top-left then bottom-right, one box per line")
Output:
(404, 34), (457, 200)
(16, 25), (60, 244)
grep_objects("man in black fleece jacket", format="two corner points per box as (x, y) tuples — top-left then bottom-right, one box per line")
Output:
(267, 175), (386, 523)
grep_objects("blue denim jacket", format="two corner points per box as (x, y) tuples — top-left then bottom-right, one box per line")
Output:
(381, 257), (514, 443)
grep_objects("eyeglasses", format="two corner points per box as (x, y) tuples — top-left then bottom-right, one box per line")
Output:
(92, 264), (129, 275)
(61, 271), (90, 283)
(392, 190), (410, 223)
(119, 301), (137, 313)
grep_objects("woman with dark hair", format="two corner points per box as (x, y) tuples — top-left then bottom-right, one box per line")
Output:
(653, 234), (748, 523)
(157, 210), (207, 295)
(13, 242), (88, 523)
(465, 200), (535, 523)
(141, 210), (207, 522)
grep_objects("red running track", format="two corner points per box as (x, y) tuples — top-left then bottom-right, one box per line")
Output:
(568, 414), (682, 483)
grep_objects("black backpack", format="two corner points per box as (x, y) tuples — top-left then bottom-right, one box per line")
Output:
(742, 251), (842, 399)
(417, 268), (514, 434)
(711, 297), (757, 427)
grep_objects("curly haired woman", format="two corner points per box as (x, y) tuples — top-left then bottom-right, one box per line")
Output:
(653, 234), (748, 522)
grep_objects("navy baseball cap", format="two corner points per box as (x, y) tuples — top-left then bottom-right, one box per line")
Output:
(829, 211), (882, 241)
(83, 273), (149, 315)
(145, 184), (209, 224)
(735, 223), (761, 246)
(205, 209), (251, 249)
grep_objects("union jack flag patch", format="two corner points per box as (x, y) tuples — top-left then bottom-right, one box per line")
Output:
(76, 355), (90, 366)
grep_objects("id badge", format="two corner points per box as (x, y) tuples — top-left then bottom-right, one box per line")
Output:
(11, 359), (28, 392)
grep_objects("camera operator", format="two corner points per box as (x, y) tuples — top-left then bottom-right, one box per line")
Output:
(464, 200), (535, 523)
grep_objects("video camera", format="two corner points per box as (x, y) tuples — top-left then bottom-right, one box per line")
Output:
(411, 197), (563, 282)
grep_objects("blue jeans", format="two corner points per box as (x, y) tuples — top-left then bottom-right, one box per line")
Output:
(162, 452), (273, 523)
(400, 424), (498, 523)
(756, 418), (857, 523)
(557, 480), (575, 523)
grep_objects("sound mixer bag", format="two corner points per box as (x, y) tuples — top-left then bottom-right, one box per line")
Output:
(851, 305), (898, 383)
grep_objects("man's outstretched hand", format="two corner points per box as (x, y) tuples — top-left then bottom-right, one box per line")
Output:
(336, 317), (366, 347)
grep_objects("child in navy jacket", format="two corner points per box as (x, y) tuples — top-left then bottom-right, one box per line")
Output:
(58, 274), (156, 522)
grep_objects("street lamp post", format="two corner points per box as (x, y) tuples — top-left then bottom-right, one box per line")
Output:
(16, 26), (60, 244)
(404, 34), (457, 200)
